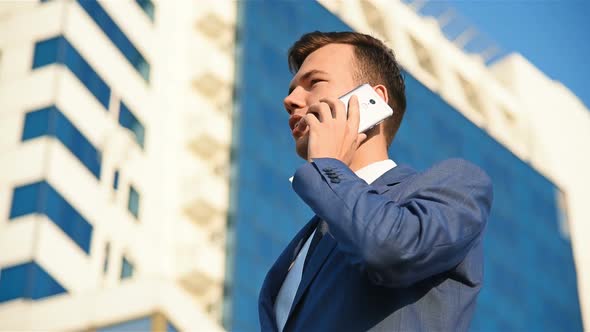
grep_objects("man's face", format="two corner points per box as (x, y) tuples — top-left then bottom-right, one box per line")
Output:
(284, 43), (358, 160)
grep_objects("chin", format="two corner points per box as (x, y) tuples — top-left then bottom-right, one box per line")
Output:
(295, 137), (308, 161)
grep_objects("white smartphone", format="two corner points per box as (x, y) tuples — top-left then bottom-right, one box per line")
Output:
(338, 83), (394, 133)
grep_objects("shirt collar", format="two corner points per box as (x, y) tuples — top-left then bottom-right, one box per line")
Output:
(354, 159), (397, 185)
(288, 159), (397, 184)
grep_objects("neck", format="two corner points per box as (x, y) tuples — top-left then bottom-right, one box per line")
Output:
(348, 138), (389, 172)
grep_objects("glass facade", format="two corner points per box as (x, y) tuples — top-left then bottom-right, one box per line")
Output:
(77, 0), (150, 82)
(119, 101), (145, 150)
(9, 181), (93, 254)
(225, 2), (583, 332)
(22, 105), (102, 179)
(0, 261), (66, 303)
(33, 36), (111, 110)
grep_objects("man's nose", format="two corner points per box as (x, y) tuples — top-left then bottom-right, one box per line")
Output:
(284, 87), (306, 115)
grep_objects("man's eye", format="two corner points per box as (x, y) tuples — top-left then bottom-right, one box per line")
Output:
(310, 79), (324, 85)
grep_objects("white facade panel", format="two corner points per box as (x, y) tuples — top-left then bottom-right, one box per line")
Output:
(0, 66), (58, 117)
(0, 217), (36, 268)
(35, 217), (96, 292)
(0, 1), (64, 83)
(0, 280), (223, 332)
(0, 138), (51, 186)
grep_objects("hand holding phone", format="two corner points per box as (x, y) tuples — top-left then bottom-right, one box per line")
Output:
(338, 83), (394, 133)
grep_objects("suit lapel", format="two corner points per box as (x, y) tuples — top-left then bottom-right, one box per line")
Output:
(285, 223), (337, 323)
(258, 216), (319, 330)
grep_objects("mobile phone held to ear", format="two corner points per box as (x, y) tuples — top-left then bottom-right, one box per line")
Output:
(338, 83), (394, 133)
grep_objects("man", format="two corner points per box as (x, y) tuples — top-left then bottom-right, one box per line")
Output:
(258, 31), (493, 332)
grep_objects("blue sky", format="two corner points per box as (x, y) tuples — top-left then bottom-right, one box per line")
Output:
(441, 0), (590, 110)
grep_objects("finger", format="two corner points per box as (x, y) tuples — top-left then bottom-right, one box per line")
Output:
(357, 133), (368, 145)
(347, 95), (361, 133)
(319, 97), (345, 121)
(303, 113), (320, 128)
(309, 102), (333, 122)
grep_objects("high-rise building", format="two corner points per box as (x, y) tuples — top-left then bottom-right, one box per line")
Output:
(0, 1), (588, 332)
(0, 0), (234, 330)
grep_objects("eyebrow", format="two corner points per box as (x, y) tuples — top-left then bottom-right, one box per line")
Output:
(288, 69), (328, 95)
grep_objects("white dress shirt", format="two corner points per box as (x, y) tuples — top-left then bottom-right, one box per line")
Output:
(275, 159), (397, 331)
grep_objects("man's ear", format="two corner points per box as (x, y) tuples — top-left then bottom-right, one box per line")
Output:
(373, 84), (389, 103)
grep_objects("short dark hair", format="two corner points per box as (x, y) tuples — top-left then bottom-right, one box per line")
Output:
(288, 31), (406, 146)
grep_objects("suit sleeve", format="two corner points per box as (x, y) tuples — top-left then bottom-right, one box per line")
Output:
(292, 157), (493, 288)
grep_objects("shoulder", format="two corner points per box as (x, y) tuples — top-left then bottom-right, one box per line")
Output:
(399, 158), (493, 200)
(418, 158), (491, 184)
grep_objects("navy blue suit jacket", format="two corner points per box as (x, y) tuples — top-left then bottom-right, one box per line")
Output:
(259, 158), (493, 331)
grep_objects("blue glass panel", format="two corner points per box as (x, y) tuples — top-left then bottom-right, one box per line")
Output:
(9, 182), (40, 219)
(21, 106), (53, 140)
(29, 262), (67, 300)
(32, 36), (60, 69)
(135, 0), (155, 22)
(97, 316), (151, 332)
(32, 36), (111, 109)
(0, 263), (29, 302)
(9, 181), (93, 254)
(120, 257), (134, 279)
(119, 102), (145, 149)
(127, 185), (140, 219)
(22, 106), (102, 179)
(77, 0), (150, 82)
(226, 1), (584, 332)
(0, 261), (66, 303)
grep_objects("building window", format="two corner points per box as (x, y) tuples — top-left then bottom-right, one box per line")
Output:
(119, 102), (145, 150)
(112, 170), (120, 190)
(77, 0), (150, 82)
(135, 0), (155, 22)
(127, 185), (140, 219)
(32, 36), (111, 110)
(22, 106), (102, 179)
(9, 181), (94, 254)
(0, 261), (66, 303)
(120, 256), (134, 279)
